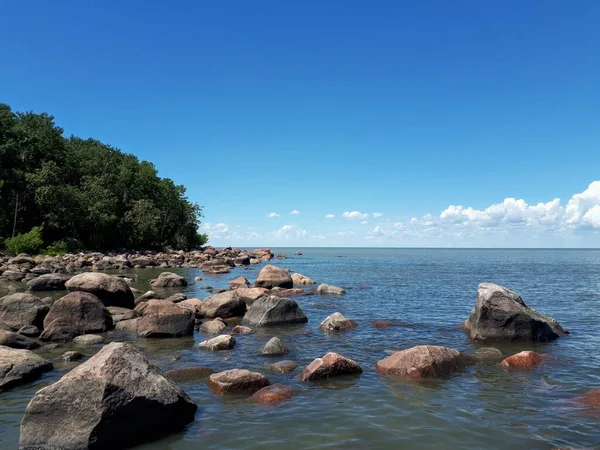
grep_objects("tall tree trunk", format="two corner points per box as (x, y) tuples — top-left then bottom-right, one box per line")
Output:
(12, 192), (19, 237)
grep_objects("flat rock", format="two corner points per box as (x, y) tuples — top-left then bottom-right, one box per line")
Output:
(200, 291), (247, 319)
(19, 342), (197, 449)
(317, 284), (346, 295)
(150, 272), (188, 288)
(196, 334), (235, 351)
(65, 272), (135, 308)
(251, 383), (292, 405)
(166, 367), (214, 383)
(206, 369), (270, 395)
(0, 330), (40, 349)
(135, 300), (194, 338)
(73, 334), (104, 346)
(299, 352), (362, 381)
(463, 283), (565, 342)
(318, 312), (357, 333)
(243, 296), (308, 327)
(500, 351), (545, 370)
(376, 345), (472, 379)
(253, 265), (293, 289)
(0, 346), (53, 391)
(270, 360), (298, 374)
(261, 337), (289, 356)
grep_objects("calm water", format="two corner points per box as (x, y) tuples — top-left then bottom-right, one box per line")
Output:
(2, 248), (600, 449)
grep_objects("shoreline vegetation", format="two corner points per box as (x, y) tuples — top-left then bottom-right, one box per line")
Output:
(0, 103), (207, 256)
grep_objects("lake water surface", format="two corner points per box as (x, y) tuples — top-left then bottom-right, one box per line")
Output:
(2, 248), (600, 449)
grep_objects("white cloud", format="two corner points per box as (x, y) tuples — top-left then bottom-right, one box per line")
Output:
(338, 231), (357, 237)
(214, 223), (229, 232)
(565, 181), (600, 226)
(360, 220), (369, 225)
(267, 224), (308, 240)
(290, 209), (300, 215)
(373, 212), (383, 219)
(325, 214), (335, 219)
(343, 211), (369, 220)
(267, 212), (280, 218)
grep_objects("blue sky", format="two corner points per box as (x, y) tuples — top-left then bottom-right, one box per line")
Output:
(2, 1), (599, 247)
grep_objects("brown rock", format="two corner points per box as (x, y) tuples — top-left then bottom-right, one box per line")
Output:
(234, 287), (268, 304)
(574, 388), (600, 407)
(229, 276), (250, 288)
(271, 360), (298, 374)
(199, 318), (227, 334)
(231, 325), (253, 334)
(251, 383), (292, 405)
(196, 334), (235, 351)
(166, 367), (214, 383)
(372, 321), (392, 328)
(376, 345), (472, 379)
(0, 293), (49, 331)
(206, 369), (270, 395)
(500, 351), (545, 370)
(299, 352), (362, 381)
(200, 291), (247, 319)
(253, 265), (293, 289)
(135, 300), (194, 338)
(291, 273), (315, 285)
(318, 312), (357, 333)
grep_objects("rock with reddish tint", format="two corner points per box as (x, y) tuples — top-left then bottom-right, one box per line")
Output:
(500, 351), (545, 370)
(317, 284), (346, 296)
(253, 265), (293, 289)
(243, 296), (308, 327)
(251, 383), (292, 405)
(0, 346), (53, 391)
(574, 388), (600, 407)
(18, 342), (197, 450)
(261, 337), (289, 356)
(0, 293), (49, 331)
(206, 369), (270, 395)
(177, 298), (202, 316)
(463, 283), (565, 342)
(201, 259), (231, 274)
(376, 345), (472, 379)
(199, 318), (227, 334)
(291, 273), (315, 285)
(61, 351), (84, 362)
(231, 325), (253, 334)
(229, 277), (250, 288)
(196, 334), (235, 351)
(271, 360), (298, 374)
(469, 347), (503, 361)
(166, 366), (214, 383)
(135, 300), (194, 338)
(0, 330), (40, 349)
(234, 287), (269, 305)
(299, 352), (363, 381)
(200, 291), (247, 319)
(65, 272), (135, 309)
(150, 272), (188, 288)
(372, 321), (392, 328)
(318, 312), (357, 333)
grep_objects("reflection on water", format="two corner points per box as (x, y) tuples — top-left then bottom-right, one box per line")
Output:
(1, 248), (600, 449)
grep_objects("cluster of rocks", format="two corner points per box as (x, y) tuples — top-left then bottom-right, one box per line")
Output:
(0, 247), (275, 284)
(0, 251), (587, 449)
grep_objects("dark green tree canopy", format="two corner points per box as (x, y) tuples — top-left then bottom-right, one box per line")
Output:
(0, 103), (206, 251)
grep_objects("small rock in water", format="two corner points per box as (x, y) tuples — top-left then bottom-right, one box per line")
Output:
(376, 345), (472, 379)
(196, 334), (236, 351)
(251, 384), (292, 405)
(73, 334), (104, 346)
(316, 284), (346, 295)
(574, 388), (600, 408)
(261, 337), (289, 356)
(291, 273), (315, 285)
(206, 369), (270, 395)
(194, 276), (204, 282)
(166, 367), (215, 383)
(318, 312), (357, 333)
(372, 321), (392, 328)
(61, 351), (84, 362)
(500, 351), (545, 371)
(469, 347), (503, 361)
(150, 272), (188, 288)
(231, 325), (253, 334)
(299, 352), (362, 381)
(271, 360), (298, 374)
(199, 318), (227, 334)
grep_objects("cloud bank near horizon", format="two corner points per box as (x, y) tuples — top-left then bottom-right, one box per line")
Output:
(201, 181), (600, 247)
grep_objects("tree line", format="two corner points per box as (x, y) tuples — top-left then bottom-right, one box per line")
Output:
(0, 103), (207, 254)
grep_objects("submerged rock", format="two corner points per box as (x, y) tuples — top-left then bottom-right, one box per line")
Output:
(372, 321), (392, 328)
(500, 351), (545, 370)
(0, 346), (52, 391)
(200, 291), (247, 319)
(574, 388), (600, 408)
(61, 350), (84, 362)
(463, 283), (565, 342)
(150, 272), (188, 288)
(271, 360), (298, 374)
(469, 347), (504, 361)
(166, 366), (214, 383)
(65, 272), (135, 308)
(19, 342), (197, 450)
(251, 383), (292, 405)
(253, 265), (293, 289)
(206, 369), (270, 395)
(243, 296), (308, 326)
(317, 284), (346, 295)
(299, 352), (362, 381)
(318, 312), (357, 333)
(376, 345), (472, 379)
(196, 334), (235, 351)
(261, 337), (289, 356)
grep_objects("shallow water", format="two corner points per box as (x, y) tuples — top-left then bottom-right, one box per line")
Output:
(2, 248), (600, 449)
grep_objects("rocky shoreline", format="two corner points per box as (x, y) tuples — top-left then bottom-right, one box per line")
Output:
(0, 248), (595, 449)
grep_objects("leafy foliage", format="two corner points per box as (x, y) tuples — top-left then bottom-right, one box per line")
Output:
(4, 227), (44, 255)
(0, 104), (205, 251)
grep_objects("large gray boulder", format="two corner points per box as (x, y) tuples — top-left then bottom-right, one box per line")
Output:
(19, 342), (197, 449)
(463, 283), (566, 342)
(150, 272), (188, 288)
(0, 346), (52, 391)
(65, 272), (135, 309)
(200, 291), (247, 319)
(243, 296), (307, 326)
(0, 293), (49, 331)
(253, 265), (293, 289)
(27, 274), (71, 292)
(135, 300), (194, 338)
(40, 292), (113, 342)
